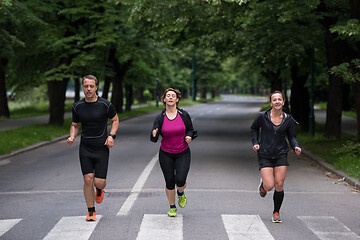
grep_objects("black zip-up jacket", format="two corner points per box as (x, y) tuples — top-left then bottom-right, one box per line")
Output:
(250, 108), (300, 159)
(150, 108), (197, 143)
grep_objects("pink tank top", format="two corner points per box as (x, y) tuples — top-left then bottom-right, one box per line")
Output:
(160, 113), (188, 153)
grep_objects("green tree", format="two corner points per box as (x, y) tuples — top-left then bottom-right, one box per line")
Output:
(329, 0), (360, 142)
(0, 0), (44, 118)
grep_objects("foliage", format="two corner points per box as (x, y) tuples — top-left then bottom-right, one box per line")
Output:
(298, 130), (360, 180)
(330, 59), (360, 83)
(333, 141), (360, 179)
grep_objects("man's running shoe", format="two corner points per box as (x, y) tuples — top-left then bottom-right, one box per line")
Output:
(178, 193), (187, 208)
(86, 211), (96, 221)
(95, 189), (104, 204)
(258, 180), (267, 198)
(272, 212), (282, 223)
(168, 207), (177, 217)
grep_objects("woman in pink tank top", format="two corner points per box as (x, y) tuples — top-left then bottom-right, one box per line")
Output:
(150, 88), (197, 217)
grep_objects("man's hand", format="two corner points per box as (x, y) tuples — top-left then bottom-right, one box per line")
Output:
(67, 137), (75, 146)
(295, 147), (301, 155)
(105, 136), (114, 148)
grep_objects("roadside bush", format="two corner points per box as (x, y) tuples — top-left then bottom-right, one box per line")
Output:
(332, 141), (360, 179)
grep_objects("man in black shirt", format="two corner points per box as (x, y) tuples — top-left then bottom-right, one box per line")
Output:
(67, 75), (119, 221)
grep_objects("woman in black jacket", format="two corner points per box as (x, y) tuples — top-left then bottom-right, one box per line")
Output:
(251, 90), (301, 223)
(150, 88), (197, 217)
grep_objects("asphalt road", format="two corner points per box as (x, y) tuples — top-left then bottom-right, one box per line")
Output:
(0, 95), (359, 240)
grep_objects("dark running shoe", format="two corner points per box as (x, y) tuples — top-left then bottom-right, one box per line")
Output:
(258, 180), (267, 198)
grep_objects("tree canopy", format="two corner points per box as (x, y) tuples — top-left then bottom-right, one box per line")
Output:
(1, 0), (359, 141)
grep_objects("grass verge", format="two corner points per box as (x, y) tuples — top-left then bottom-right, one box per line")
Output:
(316, 102), (357, 118)
(6, 101), (73, 119)
(297, 125), (360, 181)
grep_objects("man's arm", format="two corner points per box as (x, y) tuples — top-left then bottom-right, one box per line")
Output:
(105, 114), (119, 148)
(67, 122), (81, 146)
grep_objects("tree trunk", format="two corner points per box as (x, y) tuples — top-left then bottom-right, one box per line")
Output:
(74, 77), (80, 102)
(319, 0), (354, 139)
(269, 71), (281, 92)
(102, 76), (111, 100)
(350, 0), (360, 142)
(290, 64), (310, 132)
(137, 87), (145, 104)
(200, 88), (207, 99)
(111, 75), (123, 114)
(125, 84), (133, 112)
(353, 81), (360, 142)
(0, 57), (10, 118)
(47, 78), (69, 126)
(211, 89), (216, 98)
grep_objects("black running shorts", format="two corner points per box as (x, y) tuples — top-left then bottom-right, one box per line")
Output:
(79, 143), (109, 179)
(258, 157), (289, 170)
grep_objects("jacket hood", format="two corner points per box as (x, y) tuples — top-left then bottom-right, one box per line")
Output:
(264, 107), (299, 125)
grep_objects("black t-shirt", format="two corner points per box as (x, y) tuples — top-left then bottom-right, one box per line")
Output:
(72, 97), (117, 146)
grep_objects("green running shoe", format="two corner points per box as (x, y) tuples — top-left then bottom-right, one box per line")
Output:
(178, 193), (187, 208)
(168, 207), (177, 217)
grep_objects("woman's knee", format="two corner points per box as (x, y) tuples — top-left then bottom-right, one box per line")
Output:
(176, 178), (187, 188)
(166, 184), (175, 190)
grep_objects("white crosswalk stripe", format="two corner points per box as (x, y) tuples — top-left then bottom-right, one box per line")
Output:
(42, 215), (102, 240)
(0, 219), (21, 237)
(298, 216), (360, 240)
(222, 215), (275, 240)
(136, 214), (183, 240)
(1, 214), (359, 239)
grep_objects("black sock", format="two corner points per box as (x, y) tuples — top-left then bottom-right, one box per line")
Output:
(88, 207), (95, 213)
(170, 205), (176, 209)
(273, 190), (284, 213)
(96, 188), (102, 196)
(177, 190), (184, 196)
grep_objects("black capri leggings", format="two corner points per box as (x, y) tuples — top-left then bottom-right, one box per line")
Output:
(159, 147), (191, 190)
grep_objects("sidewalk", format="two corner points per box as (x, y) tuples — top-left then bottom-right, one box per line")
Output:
(314, 106), (357, 137)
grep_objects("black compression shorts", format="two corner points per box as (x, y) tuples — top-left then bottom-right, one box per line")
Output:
(258, 157), (289, 170)
(79, 143), (109, 179)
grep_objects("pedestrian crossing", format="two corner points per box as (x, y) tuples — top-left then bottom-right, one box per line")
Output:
(43, 216), (102, 240)
(0, 219), (21, 237)
(222, 215), (275, 240)
(298, 216), (360, 240)
(0, 215), (359, 240)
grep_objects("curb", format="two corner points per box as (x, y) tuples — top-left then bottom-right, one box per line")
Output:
(0, 135), (69, 161)
(302, 149), (360, 190)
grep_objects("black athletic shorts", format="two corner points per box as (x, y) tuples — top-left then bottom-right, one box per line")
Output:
(258, 157), (289, 170)
(79, 142), (109, 179)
